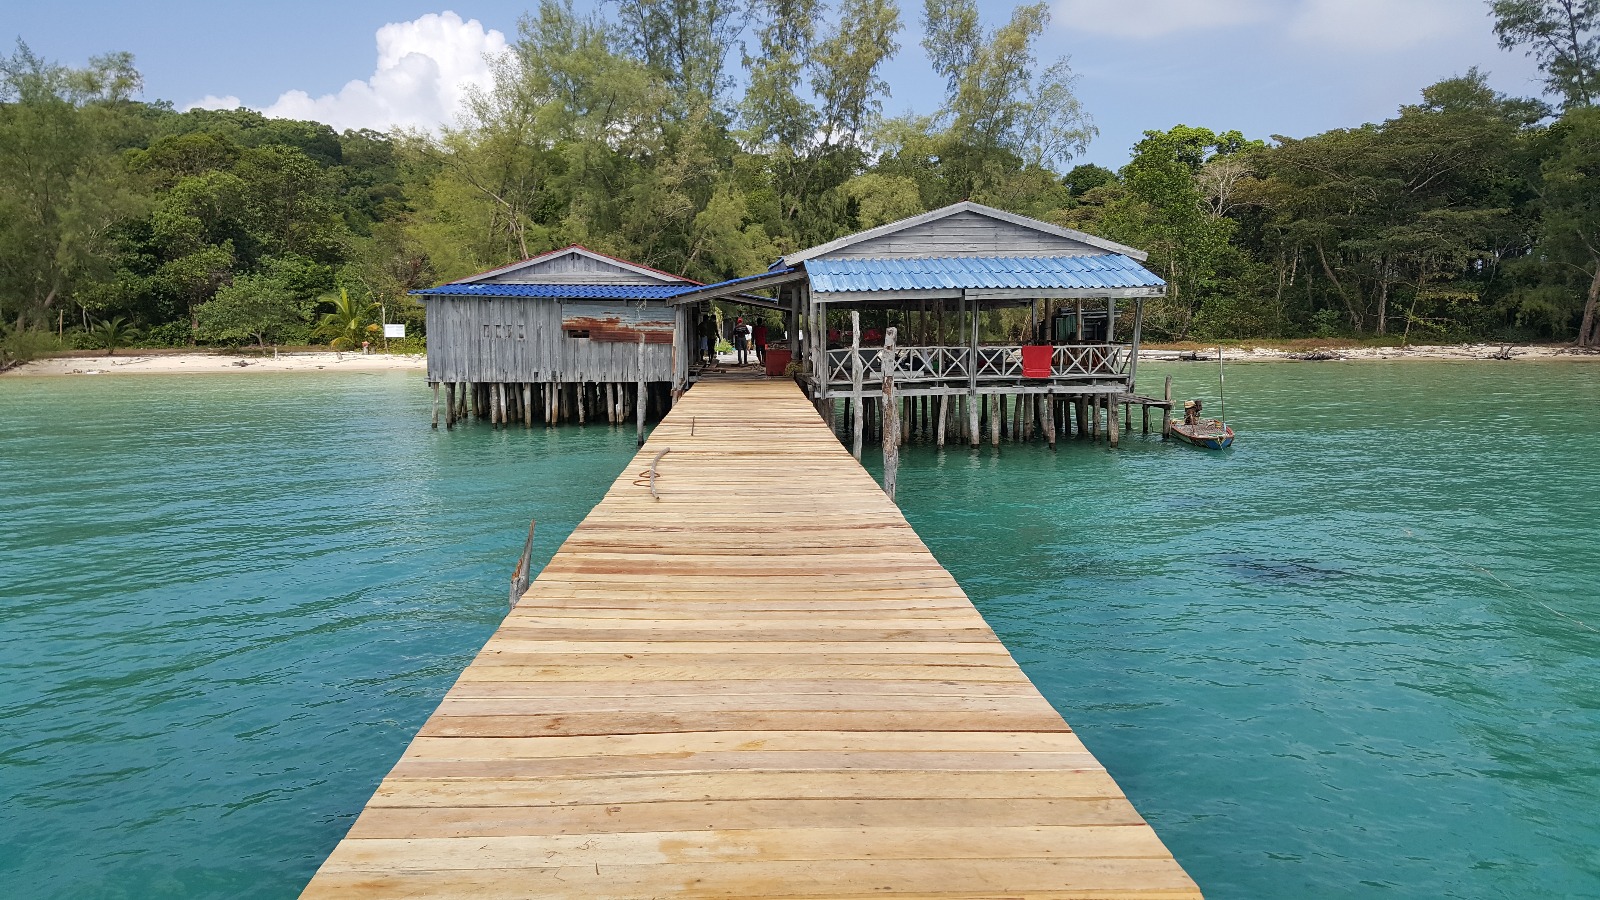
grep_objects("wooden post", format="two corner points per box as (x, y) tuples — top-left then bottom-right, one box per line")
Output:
(1162, 375), (1173, 439)
(1043, 392), (1056, 449)
(1109, 396), (1121, 448)
(968, 393), (981, 449)
(523, 383), (533, 428)
(850, 311), (864, 459)
(636, 334), (647, 447)
(1142, 404), (1150, 434)
(444, 382), (456, 429)
(497, 382), (508, 426)
(937, 393), (948, 447)
(902, 396), (912, 444)
(577, 382), (587, 426)
(990, 395), (1001, 447)
(1014, 394), (1025, 442)
(1124, 400), (1132, 434)
(881, 327), (899, 502)
(430, 383), (440, 429)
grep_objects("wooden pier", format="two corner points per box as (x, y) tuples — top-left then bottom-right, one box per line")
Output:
(301, 378), (1201, 899)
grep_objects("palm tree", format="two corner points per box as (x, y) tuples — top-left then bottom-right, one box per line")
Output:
(90, 316), (133, 355)
(313, 289), (379, 351)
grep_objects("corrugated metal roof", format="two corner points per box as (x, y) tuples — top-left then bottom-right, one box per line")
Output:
(412, 283), (700, 300)
(805, 254), (1165, 293)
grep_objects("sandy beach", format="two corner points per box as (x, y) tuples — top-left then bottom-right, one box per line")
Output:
(1144, 343), (1600, 363)
(5, 351), (426, 376)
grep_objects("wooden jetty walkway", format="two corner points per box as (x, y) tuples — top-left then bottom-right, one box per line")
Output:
(301, 378), (1201, 899)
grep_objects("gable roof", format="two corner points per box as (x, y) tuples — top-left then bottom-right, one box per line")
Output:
(781, 201), (1148, 266)
(458, 245), (699, 285)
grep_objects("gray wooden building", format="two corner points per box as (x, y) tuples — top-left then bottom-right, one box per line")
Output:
(415, 245), (703, 429)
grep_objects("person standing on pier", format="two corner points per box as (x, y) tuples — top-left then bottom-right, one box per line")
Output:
(753, 320), (768, 366)
(733, 317), (751, 366)
(698, 311), (716, 365)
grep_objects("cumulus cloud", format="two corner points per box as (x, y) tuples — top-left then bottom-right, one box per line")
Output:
(185, 11), (506, 132)
(1286, 0), (1473, 51)
(1052, 0), (1272, 38)
(188, 94), (244, 111)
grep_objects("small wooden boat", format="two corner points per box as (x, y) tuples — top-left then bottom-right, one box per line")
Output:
(1170, 417), (1234, 449)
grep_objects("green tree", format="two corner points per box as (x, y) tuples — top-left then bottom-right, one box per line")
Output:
(196, 268), (313, 347)
(313, 287), (379, 351)
(1540, 107), (1600, 344)
(89, 315), (132, 354)
(1491, 0), (1598, 108)
(0, 42), (148, 330)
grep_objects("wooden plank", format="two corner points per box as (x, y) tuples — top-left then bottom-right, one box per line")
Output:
(299, 378), (1201, 899)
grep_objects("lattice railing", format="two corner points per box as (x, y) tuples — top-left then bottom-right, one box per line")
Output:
(822, 344), (1127, 390)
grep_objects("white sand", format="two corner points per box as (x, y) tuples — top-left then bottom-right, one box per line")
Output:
(5, 351), (427, 377)
(1145, 343), (1600, 363)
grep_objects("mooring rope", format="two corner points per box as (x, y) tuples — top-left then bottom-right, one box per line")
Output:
(1402, 528), (1597, 635)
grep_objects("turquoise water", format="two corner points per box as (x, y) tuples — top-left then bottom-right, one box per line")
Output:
(2, 363), (1598, 898)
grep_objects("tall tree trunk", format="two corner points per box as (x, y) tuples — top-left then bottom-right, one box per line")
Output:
(1314, 240), (1363, 333)
(1376, 266), (1389, 337)
(1580, 259), (1600, 348)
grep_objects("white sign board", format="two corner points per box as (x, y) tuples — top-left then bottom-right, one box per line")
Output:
(383, 323), (406, 338)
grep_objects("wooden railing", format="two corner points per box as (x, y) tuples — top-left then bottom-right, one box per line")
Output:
(823, 344), (1128, 392)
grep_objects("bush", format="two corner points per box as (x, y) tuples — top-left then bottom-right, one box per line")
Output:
(137, 322), (195, 347)
(0, 328), (62, 370)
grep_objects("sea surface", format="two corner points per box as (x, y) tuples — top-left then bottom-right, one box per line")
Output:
(1, 362), (1597, 898)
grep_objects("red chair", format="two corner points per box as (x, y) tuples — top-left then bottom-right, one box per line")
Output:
(1021, 344), (1053, 379)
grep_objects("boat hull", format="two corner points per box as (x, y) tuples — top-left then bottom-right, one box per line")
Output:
(1170, 419), (1234, 449)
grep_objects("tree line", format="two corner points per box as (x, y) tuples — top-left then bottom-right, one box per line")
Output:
(2, 0), (1596, 363)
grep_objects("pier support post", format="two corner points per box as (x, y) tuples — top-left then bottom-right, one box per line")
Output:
(967, 392), (980, 449)
(444, 382), (456, 429)
(1162, 375), (1173, 439)
(937, 394), (948, 447)
(1043, 392), (1056, 449)
(430, 383), (440, 429)
(1109, 396), (1121, 448)
(636, 335), (647, 447)
(851, 311), (864, 460)
(881, 328), (899, 502)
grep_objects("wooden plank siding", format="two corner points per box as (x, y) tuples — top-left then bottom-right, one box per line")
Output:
(299, 378), (1201, 900)
(479, 249), (685, 285)
(424, 298), (677, 384)
(819, 210), (1103, 260)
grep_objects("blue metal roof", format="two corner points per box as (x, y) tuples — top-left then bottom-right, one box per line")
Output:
(804, 254), (1165, 293)
(412, 283), (700, 300)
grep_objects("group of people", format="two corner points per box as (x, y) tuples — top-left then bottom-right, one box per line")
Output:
(697, 312), (769, 367)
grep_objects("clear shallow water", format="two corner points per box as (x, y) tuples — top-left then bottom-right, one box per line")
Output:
(2, 363), (1598, 898)
(872, 360), (1600, 899)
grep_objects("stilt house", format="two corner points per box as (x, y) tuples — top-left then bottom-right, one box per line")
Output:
(671, 201), (1169, 445)
(415, 246), (704, 427)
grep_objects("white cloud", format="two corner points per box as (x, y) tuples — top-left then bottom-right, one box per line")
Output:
(186, 94), (243, 111)
(1053, 0), (1272, 38)
(1286, 0), (1473, 51)
(186, 11), (507, 133)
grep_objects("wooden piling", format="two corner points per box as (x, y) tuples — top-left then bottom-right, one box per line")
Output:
(850, 312), (864, 460)
(1162, 375), (1173, 439)
(937, 394), (948, 447)
(430, 383), (440, 429)
(1109, 396), (1121, 448)
(881, 328), (899, 502)
(1043, 392), (1056, 449)
(967, 392), (980, 449)
(636, 335), (647, 447)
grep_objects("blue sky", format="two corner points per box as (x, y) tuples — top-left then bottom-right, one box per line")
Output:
(10, 0), (1548, 170)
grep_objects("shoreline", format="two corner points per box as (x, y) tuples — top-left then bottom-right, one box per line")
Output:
(4, 351), (426, 377)
(6, 343), (1597, 378)
(1143, 343), (1597, 363)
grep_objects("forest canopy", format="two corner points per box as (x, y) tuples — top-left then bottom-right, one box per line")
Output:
(2, 0), (1597, 357)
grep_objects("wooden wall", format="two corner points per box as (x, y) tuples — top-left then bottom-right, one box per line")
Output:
(425, 297), (678, 384)
(478, 251), (680, 285)
(821, 210), (1102, 260)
